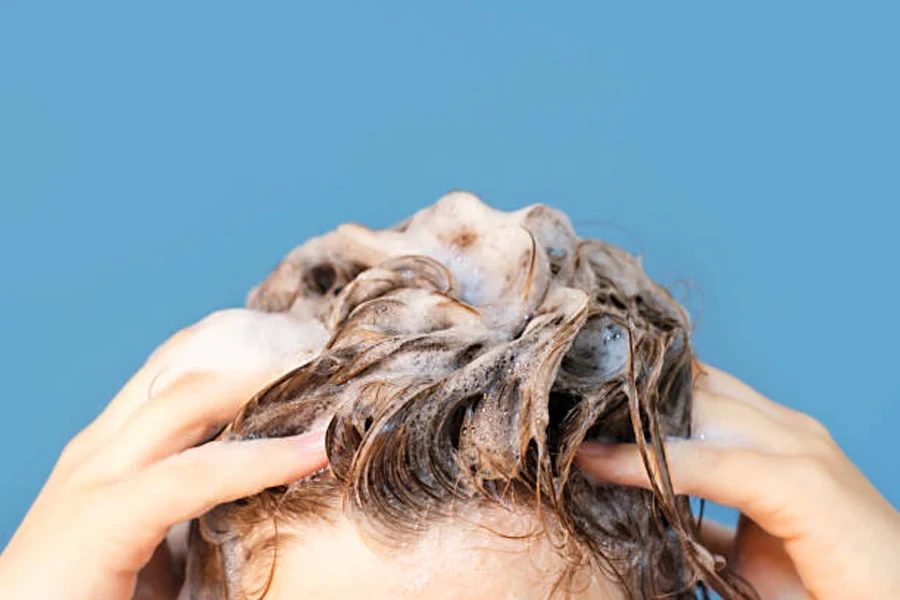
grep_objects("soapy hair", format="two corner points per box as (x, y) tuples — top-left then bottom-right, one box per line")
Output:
(183, 193), (757, 599)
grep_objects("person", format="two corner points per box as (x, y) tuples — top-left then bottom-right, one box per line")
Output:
(2, 194), (899, 599)
(1, 312), (898, 599)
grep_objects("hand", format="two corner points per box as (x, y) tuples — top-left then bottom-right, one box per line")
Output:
(576, 363), (900, 600)
(0, 310), (329, 600)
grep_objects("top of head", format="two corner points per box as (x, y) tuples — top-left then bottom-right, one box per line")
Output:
(181, 192), (747, 599)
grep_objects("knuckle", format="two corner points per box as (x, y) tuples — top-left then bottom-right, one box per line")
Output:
(789, 413), (841, 458)
(72, 485), (119, 529)
(56, 428), (100, 476)
(805, 433), (840, 462)
(786, 454), (837, 490)
(684, 444), (733, 484)
(695, 445), (727, 475)
(793, 412), (833, 440)
(59, 431), (90, 464)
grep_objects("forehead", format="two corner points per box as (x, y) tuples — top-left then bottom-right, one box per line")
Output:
(266, 508), (621, 600)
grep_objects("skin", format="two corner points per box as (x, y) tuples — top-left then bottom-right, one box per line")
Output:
(264, 507), (621, 599)
(0, 314), (897, 599)
(0, 313), (329, 600)
(576, 364), (900, 599)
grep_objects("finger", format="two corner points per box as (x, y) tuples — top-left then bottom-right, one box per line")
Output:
(134, 541), (181, 600)
(731, 516), (808, 599)
(696, 519), (736, 559)
(58, 322), (218, 470)
(56, 352), (184, 472)
(80, 325), (201, 446)
(93, 369), (281, 476)
(576, 440), (803, 538)
(119, 430), (328, 544)
(69, 309), (324, 469)
(690, 388), (802, 454)
(695, 362), (800, 424)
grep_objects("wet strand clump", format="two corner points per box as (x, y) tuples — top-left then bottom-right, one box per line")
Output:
(186, 192), (757, 600)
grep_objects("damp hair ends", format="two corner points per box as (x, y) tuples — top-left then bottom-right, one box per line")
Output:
(182, 192), (758, 600)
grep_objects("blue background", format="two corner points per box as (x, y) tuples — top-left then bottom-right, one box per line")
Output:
(1, 2), (897, 548)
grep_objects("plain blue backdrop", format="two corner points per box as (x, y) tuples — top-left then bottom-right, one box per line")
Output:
(1, 2), (897, 548)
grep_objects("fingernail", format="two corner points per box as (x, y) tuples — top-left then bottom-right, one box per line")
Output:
(291, 429), (327, 451)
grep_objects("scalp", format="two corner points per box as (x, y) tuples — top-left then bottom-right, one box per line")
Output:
(185, 192), (754, 600)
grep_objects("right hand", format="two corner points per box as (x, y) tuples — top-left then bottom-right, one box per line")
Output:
(576, 363), (900, 599)
(0, 310), (328, 600)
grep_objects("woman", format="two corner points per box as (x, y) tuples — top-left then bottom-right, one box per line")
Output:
(2, 195), (898, 598)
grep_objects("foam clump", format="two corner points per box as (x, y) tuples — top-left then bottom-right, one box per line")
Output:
(235, 191), (689, 486)
(187, 192), (753, 600)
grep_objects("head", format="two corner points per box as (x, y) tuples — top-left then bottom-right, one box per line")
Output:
(182, 192), (754, 599)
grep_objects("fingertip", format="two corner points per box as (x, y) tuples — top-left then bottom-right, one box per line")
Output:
(290, 429), (327, 453)
(574, 442), (644, 484)
(280, 429), (330, 476)
(576, 441), (620, 458)
(287, 429), (330, 472)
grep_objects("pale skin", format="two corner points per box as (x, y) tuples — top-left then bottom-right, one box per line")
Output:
(577, 364), (900, 599)
(0, 312), (331, 600)
(0, 312), (898, 599)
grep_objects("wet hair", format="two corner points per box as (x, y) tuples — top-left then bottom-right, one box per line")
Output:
(184, 193), (757, 599)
